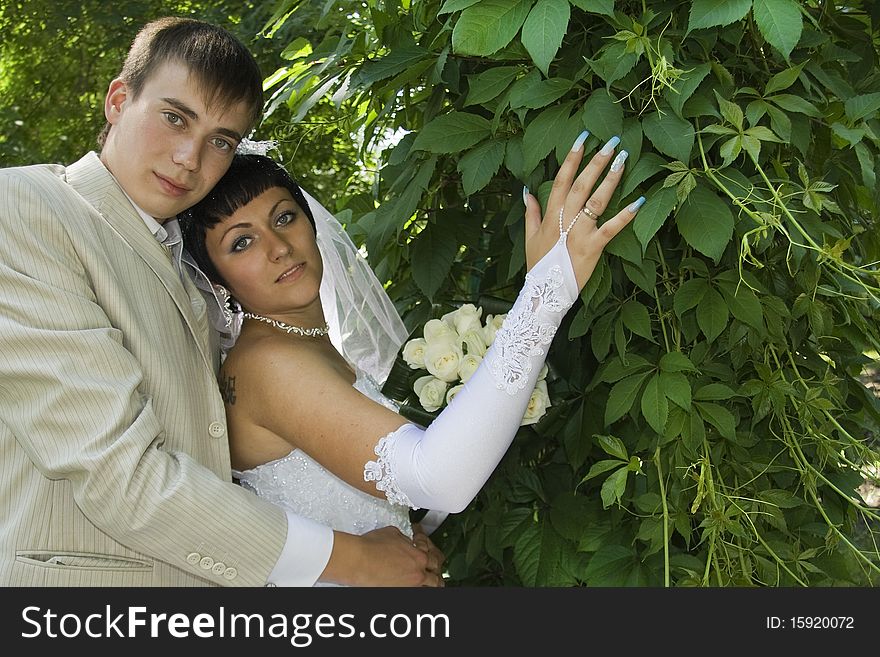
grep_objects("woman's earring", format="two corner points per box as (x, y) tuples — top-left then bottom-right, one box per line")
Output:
(213, 284), (234, 328)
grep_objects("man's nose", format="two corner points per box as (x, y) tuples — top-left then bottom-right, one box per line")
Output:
(173, 139), (201, 171)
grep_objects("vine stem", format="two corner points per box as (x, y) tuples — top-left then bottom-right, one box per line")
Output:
(653, 446), (671, 587)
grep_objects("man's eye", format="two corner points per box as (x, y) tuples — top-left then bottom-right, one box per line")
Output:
(163, 112), (183, 126)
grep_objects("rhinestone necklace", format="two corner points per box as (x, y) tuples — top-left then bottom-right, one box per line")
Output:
(242, 312), (330, 338)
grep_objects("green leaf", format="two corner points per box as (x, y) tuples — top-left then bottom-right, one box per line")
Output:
(831, 122), (865, 146)
(752, 0), (803, 59)
(600, 466), (629, 509)
(582, 545), (638, 585)
(660, 351), (698, 373)
(696, 401), (737, 439)
(458, 140), (506, 195)
(621, 300), (654, 341)
(589, 42), (639, 85)
(694, 383), (737, 401)
(714, 90), (744, 130)
(718, 280), (764, 330)
(621, 152), (666, 198)
(355, 45), (430, 85)
(521, 0), (570, 75)
(666, 63), (711, 117)
(581, 88), (623, 141)
(688, 0), (753, 31)
(498, 507), (533, 546)
(596, 433), (628, 461)
(513, 522), (541, 585)
(660, 371), (692, 409)
(522, 101), (575, 170)
(767, 94), (822, 118)
(605, 372), (649, 425)
(568, 0), (614, 15)
(643, 111), (695, 163)
(464, 66), (520, 106)
(410, 221), (459, 300)
(696, 287), (729, 342)
(641, 374), (669, 434)
(675, 184), (734, 262)
(844, 92), (880, 123)
(673, 278), (709, 317)
(634, 185), (677, 250)
(582, 458), (627, 482)
(452, 0), (532, 56)
(411, 112), (492, 153)
(509, 75), (573, 109)
(439, 0), (482, 13)
(764, 63), (804, 94)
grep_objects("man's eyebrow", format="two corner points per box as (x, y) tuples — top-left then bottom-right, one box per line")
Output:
(161, 97), (243, 142)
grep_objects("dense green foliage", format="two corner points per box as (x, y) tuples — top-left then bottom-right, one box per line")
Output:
(269, 0), (880, 586)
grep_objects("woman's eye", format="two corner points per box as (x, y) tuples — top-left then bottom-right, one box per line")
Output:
(231, 236), (253, 252)
(212, 137), (233, 151)
(276, 211), (296, 227)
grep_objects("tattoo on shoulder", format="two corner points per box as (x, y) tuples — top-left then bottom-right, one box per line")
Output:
(219, 373), (236, 405)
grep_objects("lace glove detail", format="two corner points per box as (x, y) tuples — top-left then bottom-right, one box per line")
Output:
(363, 431), (415, 508)
(363, 237), (579, 512)
(489, 237), (577, 394)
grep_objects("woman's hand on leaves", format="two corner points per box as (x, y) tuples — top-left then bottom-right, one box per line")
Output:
(523, 132), (645, 290)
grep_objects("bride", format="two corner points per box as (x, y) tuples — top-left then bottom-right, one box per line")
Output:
(179, 133), (642, 581)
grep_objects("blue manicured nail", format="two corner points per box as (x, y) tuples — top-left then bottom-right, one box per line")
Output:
(600, 136), (620, 156)
(571, 130), (590, 152)
(610, 150), (629, 172)
(523, 186), (529, 205)
(628, 196), (646, 212)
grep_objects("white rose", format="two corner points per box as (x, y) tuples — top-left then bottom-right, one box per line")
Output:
(461, 329), (487, 356)
(521, 379), (551, 426)
(538, 363), (548, 380)
(424, 318), (458, 344)
(413, 375), (448, 413)
(458, 353), (482, 382)
(445, 384), (465, 405)
(483, 313), (506, 345)
(402, 338), (428, 369)
(424, 340), (464, 383)
(444, 304), (483, 336)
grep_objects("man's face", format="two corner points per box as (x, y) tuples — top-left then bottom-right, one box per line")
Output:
(100, 60), (252, 221)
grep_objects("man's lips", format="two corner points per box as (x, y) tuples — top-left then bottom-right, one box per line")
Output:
(155, 173), (191, 196)
(276, 263), (305, 283)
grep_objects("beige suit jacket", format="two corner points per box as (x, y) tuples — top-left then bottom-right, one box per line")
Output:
(0, 153), (288, 586)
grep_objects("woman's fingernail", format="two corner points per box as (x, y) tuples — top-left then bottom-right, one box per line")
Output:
(610, 150), (629, 172)
(523, 186), (529, 205)
(600, 136), (620, 156)
(628, 196), (646, 212)
(571, 130), (590, 152)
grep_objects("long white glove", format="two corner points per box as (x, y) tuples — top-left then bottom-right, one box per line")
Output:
(364, 236), (578, 513)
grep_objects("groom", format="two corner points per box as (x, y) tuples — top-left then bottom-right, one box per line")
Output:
(0, 16), (442, 587)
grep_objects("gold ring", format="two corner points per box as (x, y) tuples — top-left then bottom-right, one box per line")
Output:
(582, 205), (600, 221)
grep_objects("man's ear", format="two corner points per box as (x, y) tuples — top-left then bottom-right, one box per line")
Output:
(104, 78), (128, 124)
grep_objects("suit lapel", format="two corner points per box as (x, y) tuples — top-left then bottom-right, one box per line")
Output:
(64, 153), (214, 372)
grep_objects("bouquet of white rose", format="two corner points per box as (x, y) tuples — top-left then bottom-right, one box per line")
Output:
(395, 304), (551, 426)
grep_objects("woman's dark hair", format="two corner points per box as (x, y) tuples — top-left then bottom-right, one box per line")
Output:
(179, 154), (315, 288)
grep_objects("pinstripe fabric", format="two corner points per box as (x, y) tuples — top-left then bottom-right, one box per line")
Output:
(0, 153), (288, 586)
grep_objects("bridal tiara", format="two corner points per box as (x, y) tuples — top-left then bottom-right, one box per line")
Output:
(236, 137), (280, 157)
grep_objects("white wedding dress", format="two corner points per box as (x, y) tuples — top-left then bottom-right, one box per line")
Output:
(234, 370), (413, 545)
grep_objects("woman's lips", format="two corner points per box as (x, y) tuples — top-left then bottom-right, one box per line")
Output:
(276, 263), (305, 283)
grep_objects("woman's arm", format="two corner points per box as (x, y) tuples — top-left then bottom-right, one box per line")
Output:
(229, 135), (642, 511)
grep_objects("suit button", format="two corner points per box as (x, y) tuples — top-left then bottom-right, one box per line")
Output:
(212, 561), (226, 575)
(223, 567), (238, 581)
(199, 556), (214, 570)
(208, 422), (225, 438)
(186, 552), (201, 565)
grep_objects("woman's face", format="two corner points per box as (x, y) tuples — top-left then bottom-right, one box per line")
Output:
(204, 186), (323, 317)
